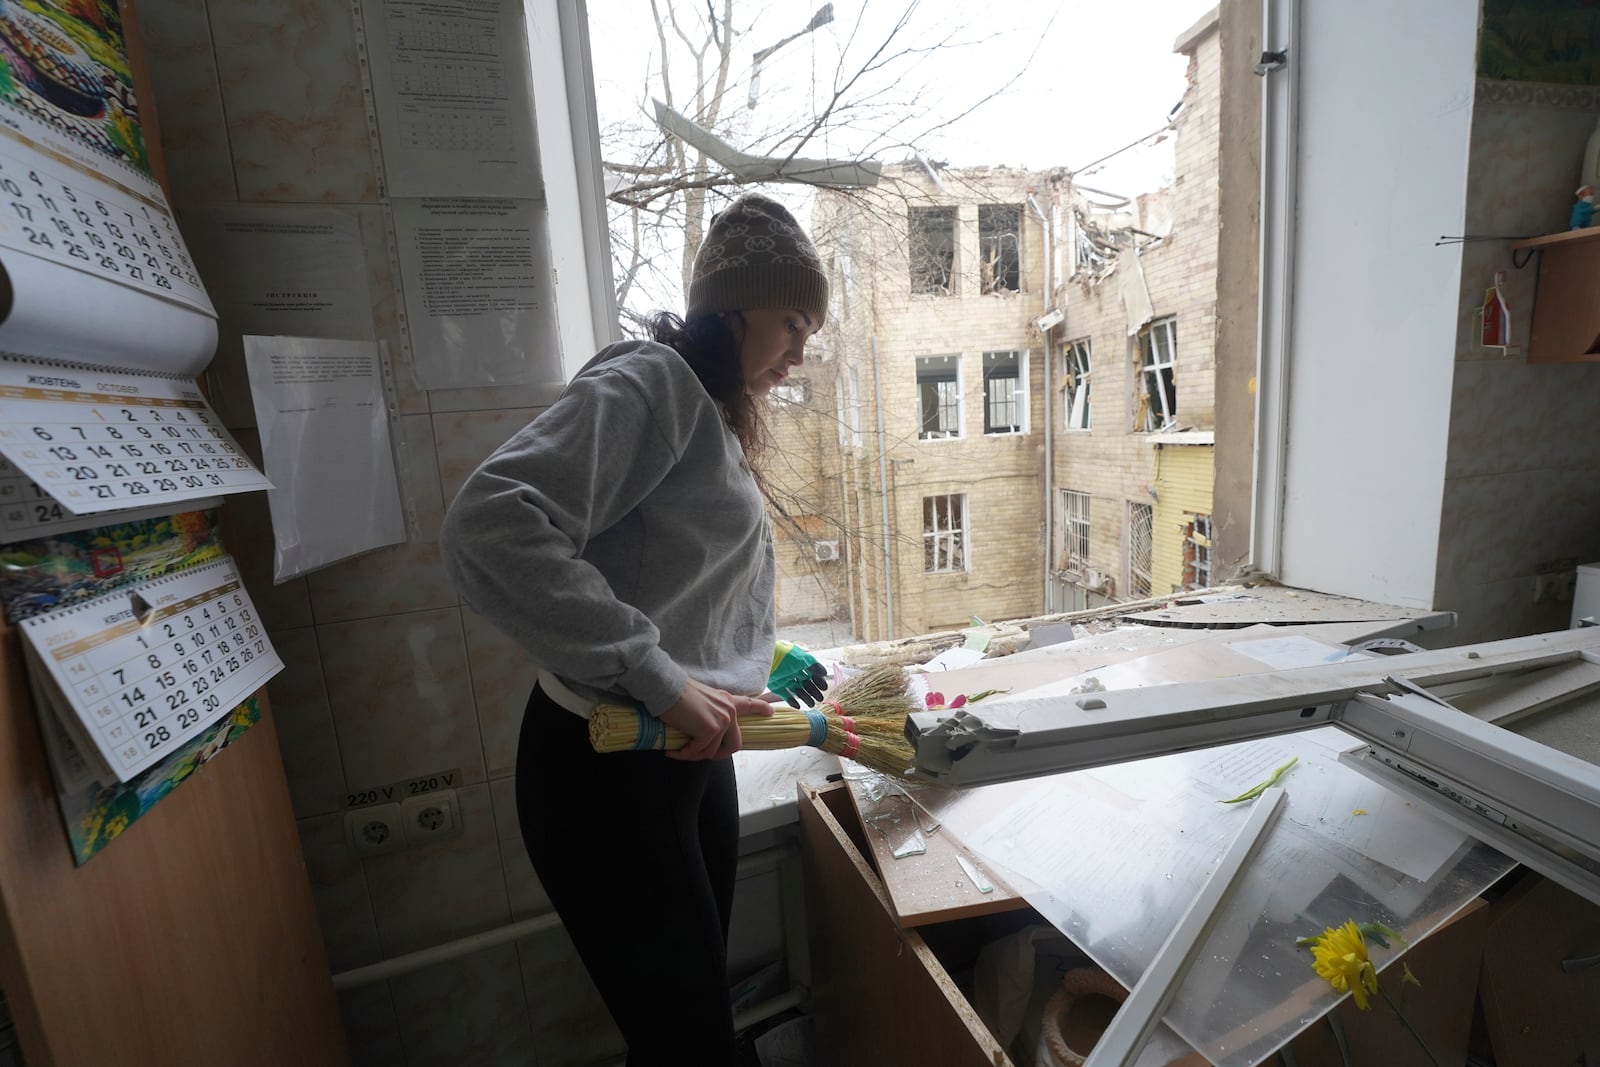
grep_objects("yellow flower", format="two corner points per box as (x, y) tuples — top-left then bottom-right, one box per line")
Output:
(1310, 920), (1379, 1011)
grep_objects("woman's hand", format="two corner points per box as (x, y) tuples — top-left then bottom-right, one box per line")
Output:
(657, 678), (774, 760)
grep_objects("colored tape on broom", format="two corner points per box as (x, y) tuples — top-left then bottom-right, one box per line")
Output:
(840, 731), (861, 760)
(805, 709), (828, 749)
(822, 699), (856, 732)
(634, 711), (666, 751)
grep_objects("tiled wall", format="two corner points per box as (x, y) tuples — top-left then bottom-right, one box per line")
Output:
(138, 0), (630, 1062)
(1434, 81), (1600, 643)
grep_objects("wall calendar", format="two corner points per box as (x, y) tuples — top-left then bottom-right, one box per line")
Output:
(19, 555), (282, 783)
(0, 355), (271, 518)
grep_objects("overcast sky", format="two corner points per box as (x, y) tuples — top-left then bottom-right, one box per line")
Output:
(586, 0), (1219, 198)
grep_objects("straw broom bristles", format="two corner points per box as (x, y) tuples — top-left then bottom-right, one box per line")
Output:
(587, 664), (924, 780)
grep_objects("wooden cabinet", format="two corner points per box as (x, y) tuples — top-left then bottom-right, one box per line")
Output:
(798, 782), (1024, 1067)
(1511, 228), (1600, 362)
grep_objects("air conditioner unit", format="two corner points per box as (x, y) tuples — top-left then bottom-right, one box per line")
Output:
(1085, 567), (1106, 590)
(813, 540), (841, 562)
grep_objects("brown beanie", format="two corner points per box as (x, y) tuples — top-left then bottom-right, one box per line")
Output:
(686, 193), (829, 327)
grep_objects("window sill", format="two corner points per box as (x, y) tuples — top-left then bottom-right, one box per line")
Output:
(1139, 430), (1214, 446)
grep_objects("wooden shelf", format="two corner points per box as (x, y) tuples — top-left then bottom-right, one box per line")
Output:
(1510, 226), (1600, 251)
(1512, 226), (1600, 362)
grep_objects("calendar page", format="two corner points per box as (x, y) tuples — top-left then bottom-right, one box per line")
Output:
(20, 556), (283, 783)
(0, 452), (220, 542)
(0, 1), (212, 316)
(0, 357), (271, 515)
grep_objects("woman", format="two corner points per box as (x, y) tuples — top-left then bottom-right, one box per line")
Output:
(440, 192), (828, 1064)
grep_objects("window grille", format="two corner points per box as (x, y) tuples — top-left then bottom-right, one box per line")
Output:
(1129, 501), (1153, 596)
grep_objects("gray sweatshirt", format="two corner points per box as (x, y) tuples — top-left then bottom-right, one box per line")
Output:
(440, 340), (775, 716)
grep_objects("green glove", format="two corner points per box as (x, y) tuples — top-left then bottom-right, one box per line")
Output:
(768, 640), (829, 707)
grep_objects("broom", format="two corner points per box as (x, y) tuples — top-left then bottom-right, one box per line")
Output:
(587, 663), (922, 779)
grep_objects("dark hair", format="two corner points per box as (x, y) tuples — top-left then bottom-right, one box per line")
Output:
(647, 310), (767, 462)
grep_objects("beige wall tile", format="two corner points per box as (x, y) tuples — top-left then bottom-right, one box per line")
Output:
(388, 945), (535, 1066)
(336, 985), (404, 1067)
(462, 608), (537, 779)
(362, 784), (509, 956)
(307, 540), (458, 624)
(319, 607), (485, 788)
(431, 408), (540, 507)
(298, 812), (382, 972)
(205, 0), (378, 201)
(521, 930), (625, 1067)
(140, 0), (237, 203)
(266, 626), (345, 818)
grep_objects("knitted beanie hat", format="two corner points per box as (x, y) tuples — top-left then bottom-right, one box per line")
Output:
(686, 193), (829, 327)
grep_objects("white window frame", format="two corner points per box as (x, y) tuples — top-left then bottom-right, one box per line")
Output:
(982, 350), (1027, 435)
(1128, 500), (1154, 597)
(1139, 316), (1178, 431)
(916, 354), (963, 440)
(923, 493), (968, 573)
(1061, 489), (1091, 573)
(1063, 338), (1092, 430)
(835, 365), (862, 447)
(1185, 512), (1213, 591)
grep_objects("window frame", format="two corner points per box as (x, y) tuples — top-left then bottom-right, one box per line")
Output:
(982, 349), (1027, 435)
(1184, 512), (1213, 591)
(1063, 337), (1092, 431)
(1061, 489), (1091, 573)
(1127, 500), (1154, 597)
(923, 493), (968, 573)
(916, 354), (963, 440)
(1138, 316), (1178, 431)
(977, 203), (1023, 294)
(908, 205), (958, 296)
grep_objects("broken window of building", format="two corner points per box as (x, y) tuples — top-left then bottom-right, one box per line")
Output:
(983, 350), (1025, 434)
(916, 354), (961, 438)
(1063, 338), (1092, 430)
(908, 206), (957, 295)
(923, 493), (967, 573)
(770, 378), (809, 405)
(1136, 316), (1177, 431)
(1184, 512), (1212, 591)
(1061, 489), (1090, 573)
(1128, 501), (1153, 597)
(978, 203), (1022, 293)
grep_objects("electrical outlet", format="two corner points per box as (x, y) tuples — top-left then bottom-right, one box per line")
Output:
(344, 802), (406, 858)
(401, 789), (461, 846)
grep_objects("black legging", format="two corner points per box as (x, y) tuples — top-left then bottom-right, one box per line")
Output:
(515, 682), (740, 1066)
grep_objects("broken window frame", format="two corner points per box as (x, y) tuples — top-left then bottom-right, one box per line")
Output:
(908, 206), (957, 295)
(1138, 316), (1178, 431)
(1128, 500), (1154, 597)
(978, 203), (1022, 294)
(916, 354), (962, 439)
(982, 350), (1027, 434)
(923, 493), (968, 573)
(1063, 338), (1092, 430)
(1183, 512), (1213, 591)
(1061, 489), (1091, 573)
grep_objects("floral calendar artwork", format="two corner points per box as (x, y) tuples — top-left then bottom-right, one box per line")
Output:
(1, 509), (277, 864)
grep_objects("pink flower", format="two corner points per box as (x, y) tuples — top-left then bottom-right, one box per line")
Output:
(925, 691), (945, 709)
(950, 693), (967, 708)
